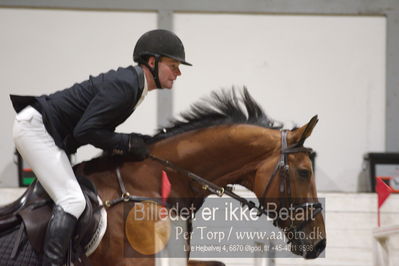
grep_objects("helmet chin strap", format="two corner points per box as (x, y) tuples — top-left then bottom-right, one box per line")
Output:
(142, 55), (162, 89)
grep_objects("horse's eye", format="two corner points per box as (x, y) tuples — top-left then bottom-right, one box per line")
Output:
(297, 169), (310, 179)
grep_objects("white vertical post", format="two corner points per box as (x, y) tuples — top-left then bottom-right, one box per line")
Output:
(373, 224), (399, 266)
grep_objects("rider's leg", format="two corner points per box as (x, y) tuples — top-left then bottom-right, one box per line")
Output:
(12, 106), (86, 265)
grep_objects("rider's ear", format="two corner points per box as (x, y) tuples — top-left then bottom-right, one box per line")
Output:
(289, 115), (319, 146)
(148, 56), (156, 68)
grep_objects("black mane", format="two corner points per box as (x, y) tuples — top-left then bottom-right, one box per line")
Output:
(149, 87), (281, 143)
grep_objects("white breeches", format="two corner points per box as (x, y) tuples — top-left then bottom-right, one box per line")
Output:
(12, 106), (86, 219)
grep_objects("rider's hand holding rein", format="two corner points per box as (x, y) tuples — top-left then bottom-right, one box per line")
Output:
(128, 133), (150, 161)
(110, 132), (149, 161)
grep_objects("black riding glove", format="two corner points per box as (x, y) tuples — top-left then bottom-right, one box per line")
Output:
(127, 133), (150, 161)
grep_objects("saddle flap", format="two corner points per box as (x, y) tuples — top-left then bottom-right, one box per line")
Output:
(19, 204), (52, 253)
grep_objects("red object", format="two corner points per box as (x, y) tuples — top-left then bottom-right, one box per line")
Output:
(161, 170), (171, 206)
(376, 177), (393, 208)
(376, 177), (393, 226)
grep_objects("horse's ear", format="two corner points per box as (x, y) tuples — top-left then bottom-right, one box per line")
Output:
(290, 115), (319, 145)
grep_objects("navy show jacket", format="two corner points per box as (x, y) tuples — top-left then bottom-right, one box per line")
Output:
(10, 66), (145, 154)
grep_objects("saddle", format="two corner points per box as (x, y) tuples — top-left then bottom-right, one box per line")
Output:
(0, 175), (103, 264)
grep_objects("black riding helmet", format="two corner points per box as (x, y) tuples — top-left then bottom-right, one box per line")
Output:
(133, 29), (192, 88)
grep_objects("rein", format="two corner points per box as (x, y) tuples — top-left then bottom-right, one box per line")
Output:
(104, 130), (322, 235)
(148, 155), (259, 210)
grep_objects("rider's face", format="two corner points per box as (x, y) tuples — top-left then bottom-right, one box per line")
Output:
(146, 57), (181, 89)
(157, 57), (181, 89)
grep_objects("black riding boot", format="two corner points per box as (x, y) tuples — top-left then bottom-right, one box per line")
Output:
(42, 205), (77, 266)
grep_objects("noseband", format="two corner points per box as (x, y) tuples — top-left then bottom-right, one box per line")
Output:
(259, 130), (323, 238)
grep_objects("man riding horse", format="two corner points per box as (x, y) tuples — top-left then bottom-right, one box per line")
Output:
(10, 29), (191, 266)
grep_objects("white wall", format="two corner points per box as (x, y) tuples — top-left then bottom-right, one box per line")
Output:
(174, 14), (386, 192)
(0, 8), (157, 186)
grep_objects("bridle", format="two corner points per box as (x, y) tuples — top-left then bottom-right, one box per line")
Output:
(258, 130), (323, 241)
(106, 130), (323, 239)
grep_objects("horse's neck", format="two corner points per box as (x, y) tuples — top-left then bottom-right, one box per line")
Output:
(78, 124), (279, 207)
(152, 124), (278, 187)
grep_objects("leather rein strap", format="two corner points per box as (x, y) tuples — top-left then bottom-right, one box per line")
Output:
(148, 155), (258, 210)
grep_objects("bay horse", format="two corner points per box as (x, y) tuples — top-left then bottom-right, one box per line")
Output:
(1, 88), (326, 265)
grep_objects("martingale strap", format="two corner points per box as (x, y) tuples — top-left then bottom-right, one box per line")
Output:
(102, 168), (162, 208)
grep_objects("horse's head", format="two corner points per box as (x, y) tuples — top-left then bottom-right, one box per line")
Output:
(252, 115), (326, 259)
